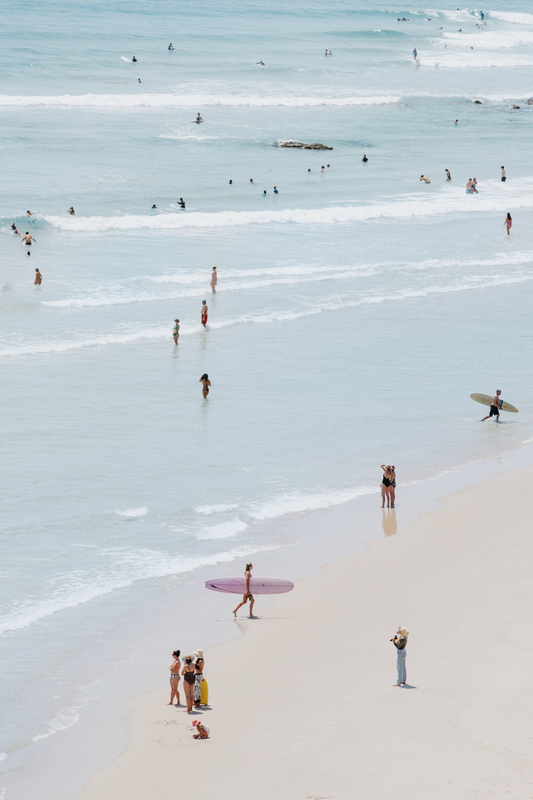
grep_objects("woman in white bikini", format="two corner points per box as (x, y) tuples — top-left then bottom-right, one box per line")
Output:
(168, 649), (181, 706)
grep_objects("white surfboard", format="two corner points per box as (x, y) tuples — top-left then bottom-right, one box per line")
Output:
(470, 393), (518, 413)
(121, 57), (132, 63)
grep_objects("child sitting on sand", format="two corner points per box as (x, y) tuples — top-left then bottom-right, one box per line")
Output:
(192, 720), (210, 739)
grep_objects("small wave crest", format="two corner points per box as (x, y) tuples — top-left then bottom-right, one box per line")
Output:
(115, 506), (149, 518)
(0, 93), (400, 109)
(196, 518), (248, 540)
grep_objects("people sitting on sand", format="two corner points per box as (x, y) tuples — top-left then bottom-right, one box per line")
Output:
(192, 720), (210, 739)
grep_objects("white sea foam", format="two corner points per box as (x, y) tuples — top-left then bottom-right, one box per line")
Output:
(247, 485), (376, 521)
(489, 11), (533, 25)
(115, 506), (148, 517)
(0, 93), (400, 108)
(194, 503), (240, 514)
(0, 544), (278, 635)
(442, 30), (533, 48)
(196, 517), (248, 540)
(32, 708), (80, 742)
(37, 181), (533, 233)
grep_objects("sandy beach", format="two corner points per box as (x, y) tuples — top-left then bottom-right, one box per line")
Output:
(74, 464), (533, 800)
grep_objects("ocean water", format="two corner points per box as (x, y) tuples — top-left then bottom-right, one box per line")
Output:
(2, 0), (533, 791)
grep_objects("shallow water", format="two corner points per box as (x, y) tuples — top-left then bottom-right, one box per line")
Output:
(2, 0), (533, 789)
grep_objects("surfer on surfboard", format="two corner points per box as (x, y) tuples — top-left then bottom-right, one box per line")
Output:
(233, 563), (255, 618)
(481, 390), (503, 422)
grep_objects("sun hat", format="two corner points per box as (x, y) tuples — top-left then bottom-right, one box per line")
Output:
(194, 650), (204, 658)
(399, 628), (409, 636)
(192, 720), (199, 727)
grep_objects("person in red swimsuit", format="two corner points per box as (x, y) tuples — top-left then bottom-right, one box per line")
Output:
(201, 300), (208, 327)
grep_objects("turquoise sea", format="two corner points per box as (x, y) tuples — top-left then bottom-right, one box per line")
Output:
(2, 1), (533, 794)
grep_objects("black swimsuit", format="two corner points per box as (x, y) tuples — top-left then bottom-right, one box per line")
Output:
(184, 670), (195, 685)
(382, 477), (391, 487)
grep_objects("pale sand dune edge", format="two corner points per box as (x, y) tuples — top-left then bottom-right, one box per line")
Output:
(76, 467), (533, 800)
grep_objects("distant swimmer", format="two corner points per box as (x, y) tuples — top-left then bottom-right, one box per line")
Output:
(201, 300), (208, 327)
(308, 168), (311, 173)
(454, 119), (458, 124)
(13, 228), (19, 235)
(362, 154), (368, 162)
(472, 178), (478, 194)
(168, 43), (174, 50)
(501, 166), (506, 182)
(325, 50), (328, 55)
(34, 268), (42, 285)
(504, 212), (512, 235)
(256, 60), (265, 66)
(152, 204), (157, 209)
(480, 10), (484, 20)
(200, 373), (211, 398)
(132, 56), (137, 62)
(25, 250), (31, 257)
(413, 48), (418, 60)
(138, 78), (142, 83)
(26, 210), (39, 217)
(21, 232), (37, 245)
(481, 390), (502, 422)
(470, 47), (474, 50)
(328, 51), (332, 55)
(457, 28), (462, 32)
(11, 222), (16, 230)
(419, 175), (430, 184)
(466, 178), (474, 194)
(173, 319), (180, 344)
(327, 164), (330, 168)
(195, 113), (204, 123)
(263, 189), (267, 195)
(273, 186), (278, 193)
(210, 267), (217, 293)
(67, 206), (75, 215)
(229, 179), (233, 184)
(178, 197), (186, 208)
(321, 165), (325, 172)
(445, 169), (451, 181)
(250, 178), (253, 183)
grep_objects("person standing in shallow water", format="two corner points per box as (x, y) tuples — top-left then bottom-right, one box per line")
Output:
(391, 627), (409, 686)
(34, 269), (42, 285)
(173, 319), (180, 344)
(201, 300), (208, 327)
(504, 213), (512, 235)
(210, 267), (217, 293)
(233, 562), (255, 618)
(168, 649), (181, 706)
(199, 374), (211, 398)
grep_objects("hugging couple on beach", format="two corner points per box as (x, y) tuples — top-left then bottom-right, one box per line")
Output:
(381, 465), (396, 508)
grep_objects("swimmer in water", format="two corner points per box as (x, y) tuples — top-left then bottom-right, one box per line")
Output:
(321, 166), (325, 172)
(501, 166), (506, 182)
(138, 78), (142, 83)
(413, 48), (417, 59)
(168, 43), (174, 50)
(250, 178), (253, 183)
(454, 119), (458, 124)
(201, 300), (208, 327)
(10, 223), (16, 230)
(13, 228), (19, 235)
(21, 232), (37, 246)
(263, 190), (267, 195)
(308, 168), (311, 173)
(273, 186), (278, 193)
(362, 154), (368, 162)
(178, 198), (185, 208)
(211, 267), (217, 293)
(195, 113), (203, 123)
(229, 180), (233, 184)
(25, 251), (31, 257)
(152, 204), (157, 209)
(34, 268), (42, 285)
(445, 169), (451, 181)
(67, 207), (75, 215)
(173, 319), (180, 344)
(26, 210), (39, 217)
(419, 175), (431, 184)
(132, 56), (137, 62)
(199, 373), (211, 398)
(504, 213), (512, 235)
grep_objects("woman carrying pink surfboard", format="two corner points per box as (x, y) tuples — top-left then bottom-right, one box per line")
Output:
(233, 563), (255, 618)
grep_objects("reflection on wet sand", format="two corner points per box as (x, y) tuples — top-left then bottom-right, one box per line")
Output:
(382, 508), (397, 536)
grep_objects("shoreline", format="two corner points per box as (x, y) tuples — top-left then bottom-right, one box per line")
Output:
(75, 447), (533, 799)
(5, 439), (533, 799)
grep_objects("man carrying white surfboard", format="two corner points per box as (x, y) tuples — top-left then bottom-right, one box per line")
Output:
(481, 390), (502, 422)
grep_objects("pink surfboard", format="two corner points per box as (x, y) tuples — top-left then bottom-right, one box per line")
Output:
(205, 576), (294, 595)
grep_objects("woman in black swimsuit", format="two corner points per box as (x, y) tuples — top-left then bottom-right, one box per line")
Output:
(380, 464), (393, 509)
(200, 374), (211, 398)
(181, 654), (196, 713)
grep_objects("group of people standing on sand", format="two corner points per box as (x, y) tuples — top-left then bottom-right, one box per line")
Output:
(168, 649), (208, 713)
(380, 465), (396, 508)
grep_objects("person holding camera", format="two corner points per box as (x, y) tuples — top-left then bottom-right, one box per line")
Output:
(391, 626), (409, 686)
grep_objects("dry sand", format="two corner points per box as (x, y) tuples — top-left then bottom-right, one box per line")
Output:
(76, 466), (533, 800)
